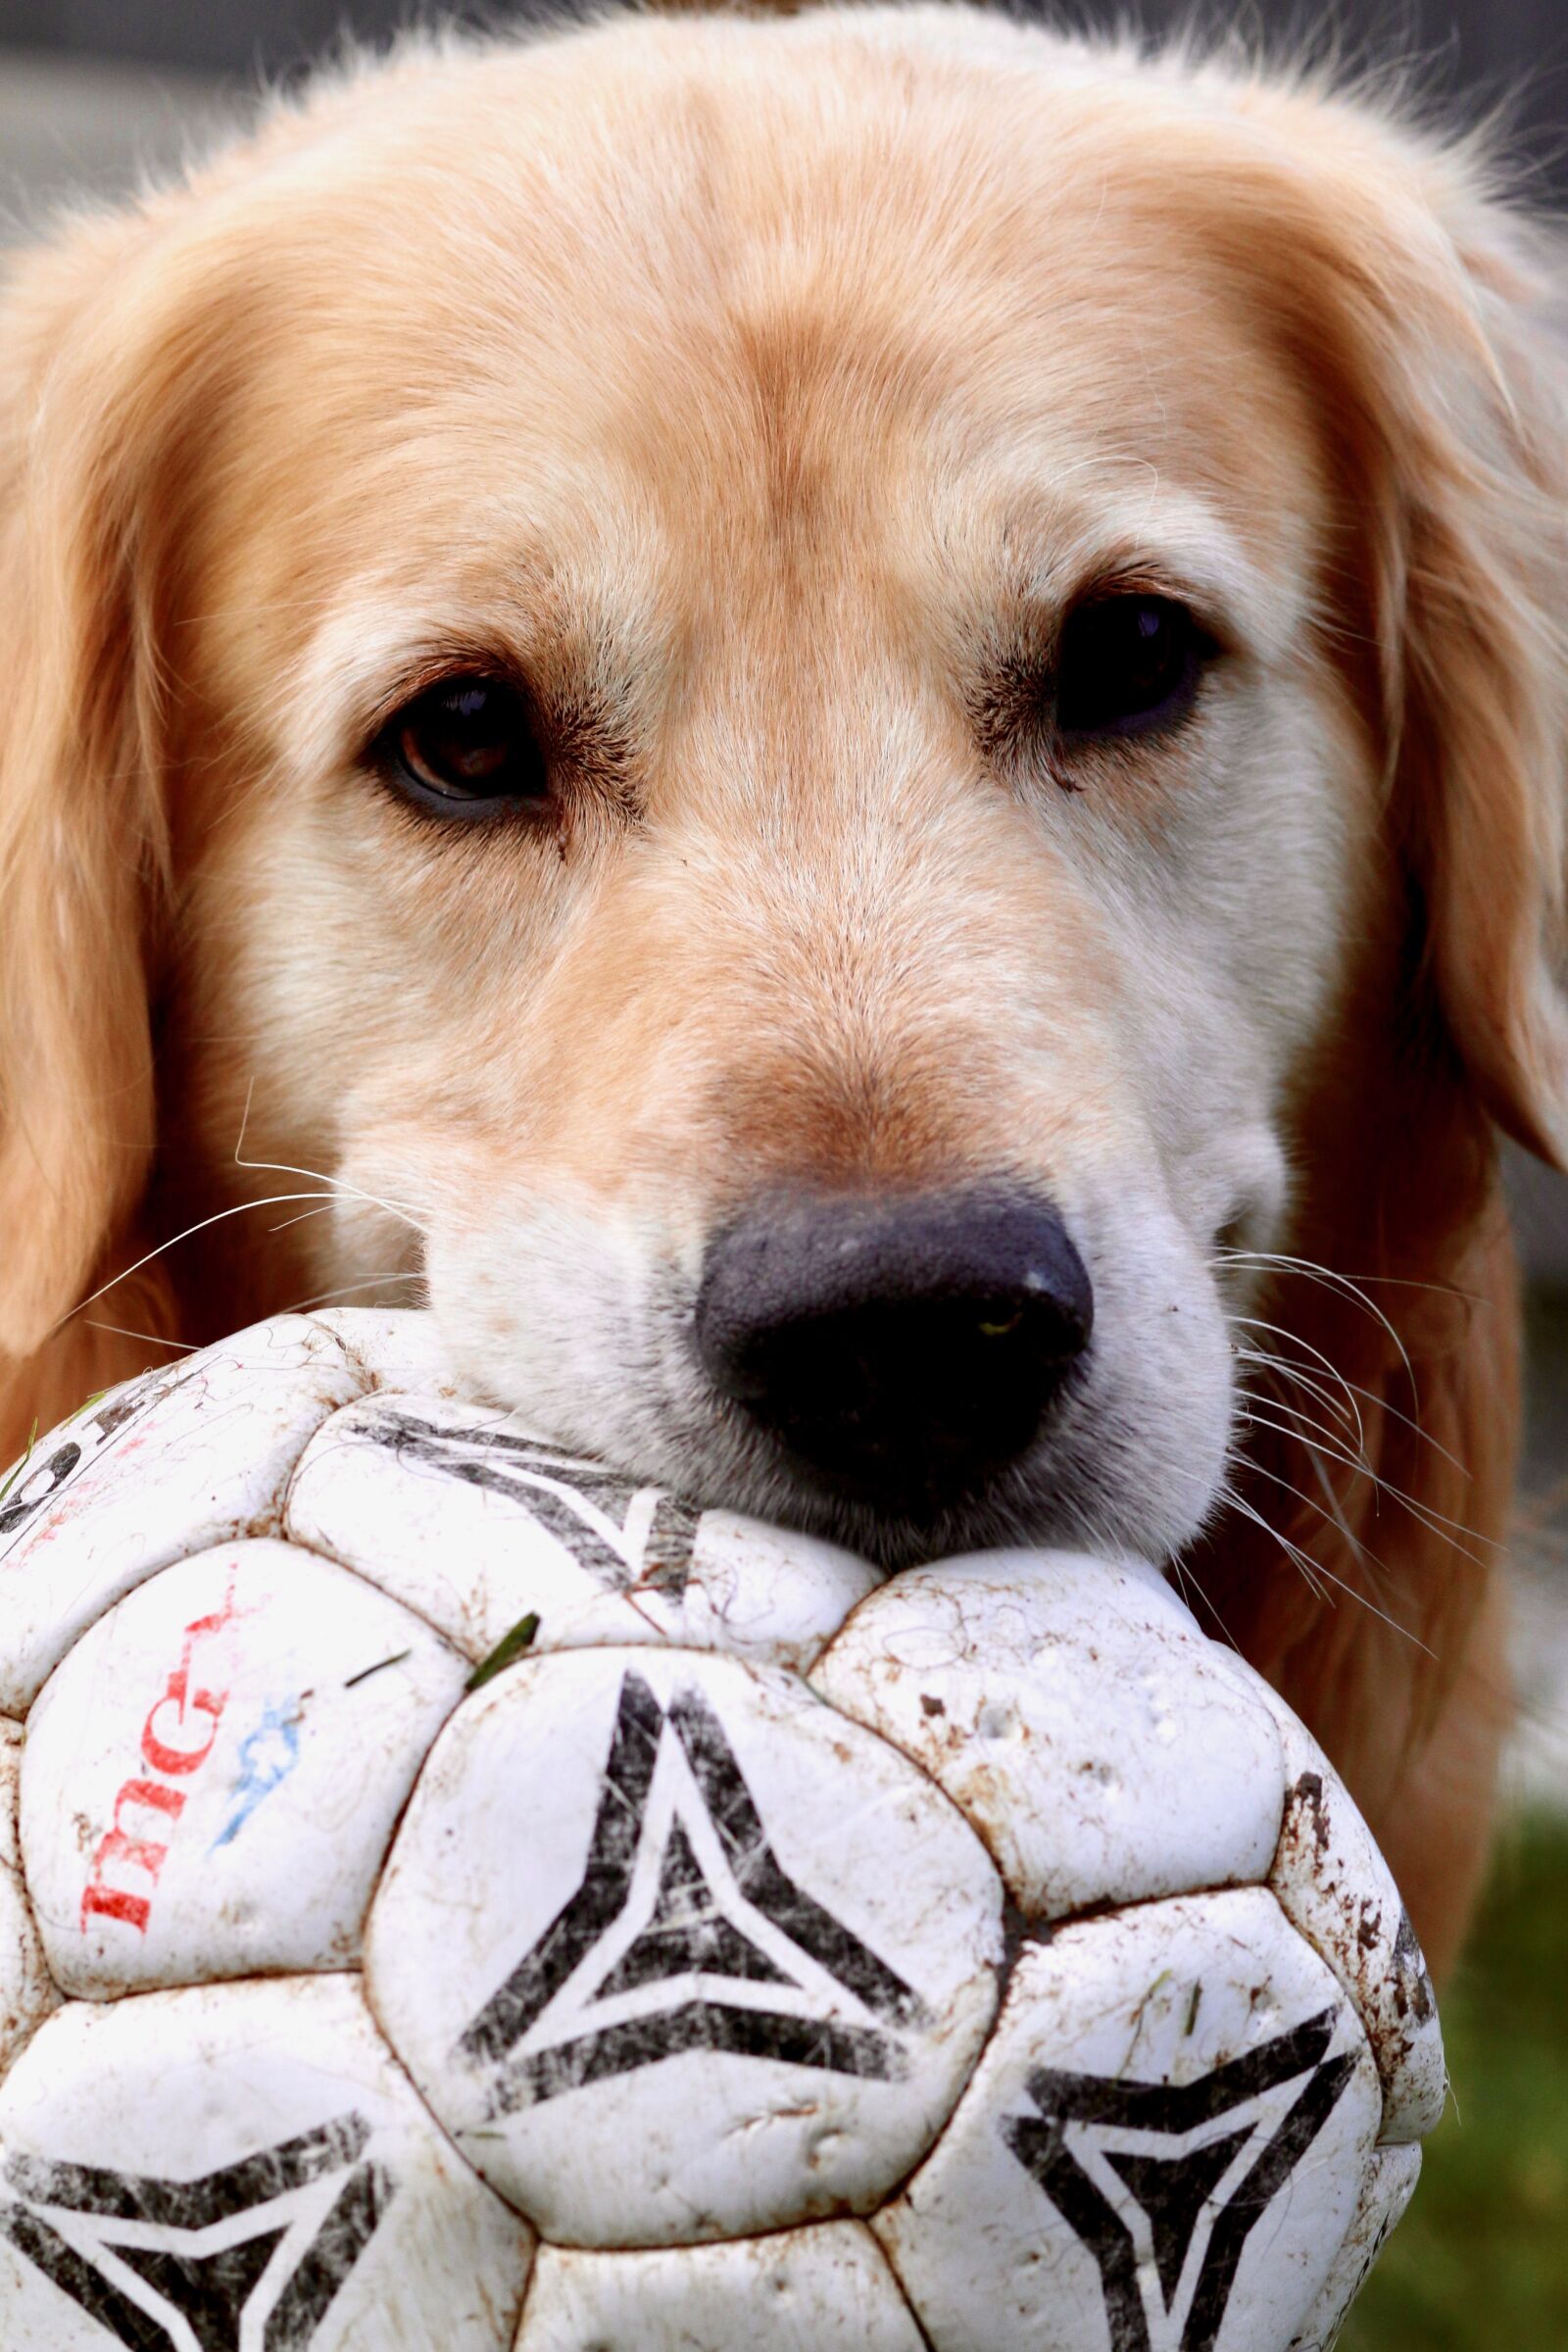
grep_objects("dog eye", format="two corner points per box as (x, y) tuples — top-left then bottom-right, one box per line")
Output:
(375, 677), (548, 813)
(1055, 596), (1210, 739)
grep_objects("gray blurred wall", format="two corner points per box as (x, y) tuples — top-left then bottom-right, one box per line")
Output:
(1, 0), (1568, 148)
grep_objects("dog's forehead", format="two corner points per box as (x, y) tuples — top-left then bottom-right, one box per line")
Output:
(198, 21), (1330, 703)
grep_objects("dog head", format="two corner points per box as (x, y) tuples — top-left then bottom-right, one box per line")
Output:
(1, 9), (1564, 1573)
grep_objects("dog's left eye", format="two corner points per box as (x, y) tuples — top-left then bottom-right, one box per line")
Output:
(1055, 595), (1211, 740)
(374, 677), (549, 813)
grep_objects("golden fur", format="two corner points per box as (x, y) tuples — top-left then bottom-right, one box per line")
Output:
(2, 9), (1565, 1976)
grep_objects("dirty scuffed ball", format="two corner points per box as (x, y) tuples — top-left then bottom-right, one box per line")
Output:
(0, 1310), (1444, 2350)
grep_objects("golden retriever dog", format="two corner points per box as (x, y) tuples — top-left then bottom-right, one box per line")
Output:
(1, 6), (1564, 1980)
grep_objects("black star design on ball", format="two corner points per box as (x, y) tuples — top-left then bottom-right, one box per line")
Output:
(366, 1406), (700, 1596)
(0, 2112), (390, 2351)
(1003, 2009), (1359, 2352)
(459, 1668), (929, 2111)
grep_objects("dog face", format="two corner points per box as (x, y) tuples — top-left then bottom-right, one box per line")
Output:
(2, 10), (1565, 1575)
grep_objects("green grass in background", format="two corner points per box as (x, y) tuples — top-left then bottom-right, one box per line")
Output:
(1343, 1810), (1568, 2349)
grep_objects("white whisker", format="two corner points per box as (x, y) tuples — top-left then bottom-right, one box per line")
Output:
(1236, 1376), (1374, 1476)
(1231, 1345), (1360, 1434)
(269, 1203), (336, 1235)
(62, 1194), (366, 1338)
(1164, 1552), (1245, 1651)
(1213, 1248), (1482, 1306)
(81, 1321), (202, 1353)
(1219, 1480), (1331, 1606)
(1212, 1248), (1418, 1400)
(1234, 1397), (1494, 1567)
(1218, 1481), (1435, 1655)
(233, 1077), (422, 1231)
(1236, 1399), (1376, 1484)
(284, 1271), (424, 1313)
(1298, 1433), (1371, 1577)
(1268, 1541), (1431, 1655)
(1237, 1342), (1471, 1478)
(1226, 1312), (1368, 1451)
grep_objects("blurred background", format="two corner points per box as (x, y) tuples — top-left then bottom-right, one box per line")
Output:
(0, 1), (1563, 2342)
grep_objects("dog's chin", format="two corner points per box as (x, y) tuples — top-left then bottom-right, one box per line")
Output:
(667, 1424), (1219, 1578)
(744, 1479), (1142, 1578)
(673, 1365), (1233, 1577)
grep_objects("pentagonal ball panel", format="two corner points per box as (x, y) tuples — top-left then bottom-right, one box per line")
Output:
(286, 1392), (879, 1670)
(367, 1645), (1004, 2246)
(0, 1317), (365, 1712)
(0, 1975), (534, 2350)
(811, 1551), (1284, 1920)
(874, 1887), (1381, 2352)
(514, 2224), (925, 2350)
(22, 1540), (468, 1997)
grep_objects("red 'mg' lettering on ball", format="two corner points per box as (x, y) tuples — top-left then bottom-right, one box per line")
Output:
(141, 1689), (223, 1778)
(79, 1780), (186, 1934)
(79, 1577), (241, 1936)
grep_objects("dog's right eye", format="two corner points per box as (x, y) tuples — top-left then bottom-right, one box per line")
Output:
(373, 677), (549, 816)
(1054, 595), (1213, 741)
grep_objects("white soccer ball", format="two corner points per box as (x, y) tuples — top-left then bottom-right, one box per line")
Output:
(0, 1310), (1445, 2352)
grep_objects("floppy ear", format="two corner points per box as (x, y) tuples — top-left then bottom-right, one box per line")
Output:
(0, 210), (186, 1371)
(1280, 147), (1568, 1168)
(1382, 189), (1568, 1171)
(1137, 98), (1568, 1163)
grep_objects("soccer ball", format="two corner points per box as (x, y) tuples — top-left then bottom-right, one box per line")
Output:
(0, 1310), (1444, 2352)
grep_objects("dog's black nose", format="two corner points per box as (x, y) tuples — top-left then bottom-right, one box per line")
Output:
(694, 1191), (1093, 1518)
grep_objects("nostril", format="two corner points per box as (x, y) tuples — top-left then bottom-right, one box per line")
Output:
(695, 1190), (1093, 1517)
